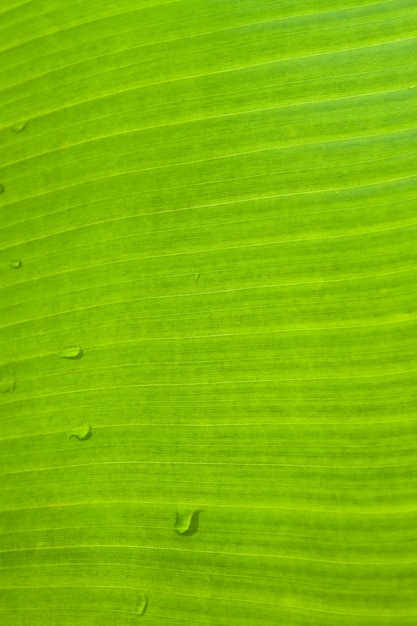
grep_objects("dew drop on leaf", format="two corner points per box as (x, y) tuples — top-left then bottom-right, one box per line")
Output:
(69, 423), (92, 441)
(136, 593), (148, 616)
(194, 273), (200, 281)
(0, 370), (15, 393)
(9, 259), (22, 269)
(10, 121), (28, 134)
(174, 509), (201, 536)
(59, 345), (83, 359)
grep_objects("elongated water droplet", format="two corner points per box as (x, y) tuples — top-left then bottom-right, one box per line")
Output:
(174, 509), (201, 536)
(136, 594), (148, 616)
(10, 121), (28, 134)
(10, 259), (22, 269)
(69, 423), (91, 441)
(0, 369), (15, 393)
(59, 345), (83, 359)
(193, 273), (200, 281)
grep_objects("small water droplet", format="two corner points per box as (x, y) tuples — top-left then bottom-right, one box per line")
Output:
(136, 594), (148, 616)
(69, 423), (92, 441)
(10, 259), (22, 269)
(194, 273), (200, 281)
(174, 509), (201, 536)
(59, 345), (83, 359)
(10, 121), (28, 134)
(0, 369), (16, 393)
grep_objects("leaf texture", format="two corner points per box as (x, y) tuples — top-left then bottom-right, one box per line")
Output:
(0, 1), (416, 624)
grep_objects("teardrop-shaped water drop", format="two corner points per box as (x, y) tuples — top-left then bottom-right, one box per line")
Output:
(10, 259), (22, 269)
(10, 121), (28, 134)
(174, 509), (201, 536)
(0, 371), (15, 393)
(69, 423), (92, 441)
(136, 593), (148, 616)
(59, 345), (83, 359)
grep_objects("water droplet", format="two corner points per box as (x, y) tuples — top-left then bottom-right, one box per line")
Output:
(136, 594), (148, 616)
(59, 345), (83, 359)
(193, 273), (200, 281)
(9, 259), (22, 269)
(0, 369), (16, 393)
(10, 121), (28, 134)
(174, 509), (201, 536)
(69, 423), (92, 441)
(0, 184), (4, 194)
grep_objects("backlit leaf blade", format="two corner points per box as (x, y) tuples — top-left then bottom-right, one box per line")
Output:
(0, 1), (416, 625)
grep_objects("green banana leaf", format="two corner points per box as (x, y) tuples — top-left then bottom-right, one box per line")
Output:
(0, 1), (416, 624)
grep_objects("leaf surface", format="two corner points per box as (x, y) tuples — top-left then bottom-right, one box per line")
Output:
(0, 1), (416, 624)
